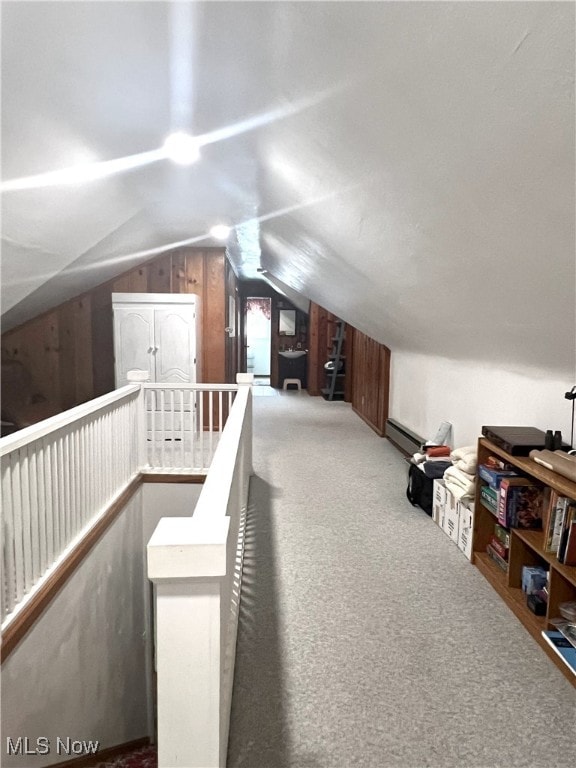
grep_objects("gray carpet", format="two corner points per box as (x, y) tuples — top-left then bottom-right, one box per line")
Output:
(227, 391), (575, 768)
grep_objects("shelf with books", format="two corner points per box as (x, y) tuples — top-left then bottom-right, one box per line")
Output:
(550, 619), (576, 649)
(513, 528), (576, 585)
(473, 437), (576, 686)
(475, 553), (546, 636)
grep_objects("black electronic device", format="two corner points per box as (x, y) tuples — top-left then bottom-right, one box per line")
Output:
(481, 426), (549, 456)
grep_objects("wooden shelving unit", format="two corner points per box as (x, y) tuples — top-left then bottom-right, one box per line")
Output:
(473, 437), (576, 685)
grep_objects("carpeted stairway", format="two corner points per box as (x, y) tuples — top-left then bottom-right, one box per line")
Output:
(95, 745), (156, 768)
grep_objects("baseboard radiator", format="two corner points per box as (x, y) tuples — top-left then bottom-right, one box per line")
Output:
(385, 418), (424, 457)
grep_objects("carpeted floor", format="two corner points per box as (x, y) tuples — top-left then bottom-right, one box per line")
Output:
(227, 391), (576, 768)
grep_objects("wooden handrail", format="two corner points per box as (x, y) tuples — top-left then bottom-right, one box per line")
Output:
(0, 472), (205, 663)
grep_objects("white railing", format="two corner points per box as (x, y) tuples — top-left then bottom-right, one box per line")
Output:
(0, 379), (243, 627)
(147, 374), (253, 768)
(143, 384), (237, 472)
(1, 373), (253, 767)
(0, 385), (141, 625)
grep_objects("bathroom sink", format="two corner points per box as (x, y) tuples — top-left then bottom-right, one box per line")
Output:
(279, 350), (307, 359)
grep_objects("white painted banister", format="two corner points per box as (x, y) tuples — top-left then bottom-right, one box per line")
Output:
(148, 373), (253, 768)
(0, 385), (140, 456)
(143, 383), (238, 472)
(1, 386), (141, 625)
(1, 378), (242, 626)
(2, 372), (251, 764)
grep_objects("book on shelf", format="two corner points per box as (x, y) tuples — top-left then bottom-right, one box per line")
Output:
(546, 496), (571, 553)
(478, 465), (517, 489)
(488, 535), (509, 561)
(560, 520), (576, 566)
(558, 507), (576, 565)
(486, 543), (508, 572)
(498, 478), (543, 529)
(551, 618), (576, 647)
(493, 523), (510, 548)
(480, 485), (498, 512)
(542, 488), (558, 549)
(541, 631), (576, 676)
(540, 487), (553, 542)
(484, 455), (515, 471)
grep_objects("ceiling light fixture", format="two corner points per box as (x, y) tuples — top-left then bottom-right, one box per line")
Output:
(163, 132), (200, 165)
(210, 224), (231, 240)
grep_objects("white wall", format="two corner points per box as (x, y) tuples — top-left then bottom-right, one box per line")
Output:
(2, 491), (149, 767)
(1, 482), (204, 768)
(142, 482), (203, 542)
(390, 351), (575, 449)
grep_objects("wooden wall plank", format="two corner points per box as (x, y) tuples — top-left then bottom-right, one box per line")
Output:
(203, 251), (226, 383)
(171, 251), (187, 294)
(2, 313), (61, 413)
(73, 296), (93, 404)
(184, 249), (204, 298)
(129, 266), (149, 293)
(148, 254), (172, 293)
(307, 302), (321, 395)
(91, 285), (115, 396)
(111, 274), (132, 293)
(58, 303), (77, 411)
(351, 328), (390, 437)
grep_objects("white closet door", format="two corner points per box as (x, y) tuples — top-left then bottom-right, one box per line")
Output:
(154, 307), (196, 383)
(114, 307), (155, 387)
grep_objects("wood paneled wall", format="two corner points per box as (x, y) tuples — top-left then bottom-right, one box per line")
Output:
(307, 301), (391, 436)
(351, 329), (391, 436)
(1, 248), (236, 420)
(307, 303), (352, 400)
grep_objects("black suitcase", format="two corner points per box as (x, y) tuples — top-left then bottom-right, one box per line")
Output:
(406, 463), (433, 516)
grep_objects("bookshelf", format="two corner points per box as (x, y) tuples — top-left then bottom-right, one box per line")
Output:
(473, 438), (576, 685)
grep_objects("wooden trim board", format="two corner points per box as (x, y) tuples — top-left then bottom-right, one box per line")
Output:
(1, 471), (204, 662)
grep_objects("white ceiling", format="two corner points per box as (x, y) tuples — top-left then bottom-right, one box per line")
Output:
(1, 1), (574, 375)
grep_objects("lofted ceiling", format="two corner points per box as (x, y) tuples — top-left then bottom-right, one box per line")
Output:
(1, 1), (574, 376)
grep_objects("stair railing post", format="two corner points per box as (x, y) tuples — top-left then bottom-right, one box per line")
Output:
(148, 515), (230, 768)
(236, 373), (254, 477)
(127, 369), (150, 470)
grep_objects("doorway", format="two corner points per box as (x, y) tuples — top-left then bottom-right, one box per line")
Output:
(245, 297), (272, 384)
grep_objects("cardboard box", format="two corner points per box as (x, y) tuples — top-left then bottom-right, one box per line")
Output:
(442, 486), (460, 543)
(432, 479), (447, 528)
(457, 500), (474, 560)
